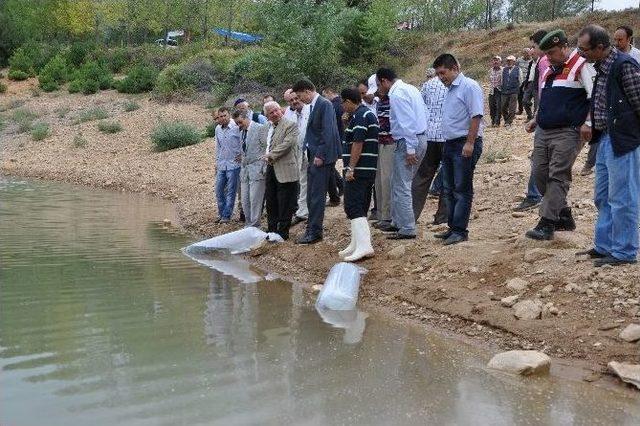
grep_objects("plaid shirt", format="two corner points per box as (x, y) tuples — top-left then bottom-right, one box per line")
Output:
(593, 47), (640, 131)
(488, 67), (503, 91)
(420, 77), (447, 142)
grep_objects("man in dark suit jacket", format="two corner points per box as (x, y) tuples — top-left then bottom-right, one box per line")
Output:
(293, 79), (342, 244)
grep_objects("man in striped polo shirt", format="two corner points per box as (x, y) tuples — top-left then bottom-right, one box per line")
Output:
(338, 87), (379, 262)
(525, 30), (595, 240)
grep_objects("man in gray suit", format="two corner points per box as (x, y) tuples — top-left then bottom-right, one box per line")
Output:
(233, 110), (267, 228)
(292, 79), (342, 244)
(262, 101), (301, 240)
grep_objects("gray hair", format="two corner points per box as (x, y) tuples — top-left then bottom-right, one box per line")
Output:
(579, 24), (611, 49)
(263, 101), (280, 115)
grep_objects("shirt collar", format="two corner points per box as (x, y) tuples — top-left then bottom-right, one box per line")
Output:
(389, 79), (403, 93)
(451, 73), (464, 87)
(310, 93), (320, 109)
(596, 47), (617, 73)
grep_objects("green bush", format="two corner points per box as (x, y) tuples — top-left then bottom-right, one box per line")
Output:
(0, 82), (6, 93)
(151, 121), (202, 152)
(30, 122), (50, 140)
(97, 121), (122, 133)
(74, 107), (109, 124)
(73, 134), (88, 148)
(68, 61), (113, 95)
(67, 41), (97, 67)
(12, 108), (38, 133)
(115, 65), (157, 93)
(8, 70), (29, 81)
(8, 47), (35, 76)
(38, 54), (68, 92)
(204, 123), (216, 138)
(123, 100), (140, 111)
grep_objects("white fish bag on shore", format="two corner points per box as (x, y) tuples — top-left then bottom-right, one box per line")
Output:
(184, 226), (283, 255)
(315, 262), (364, 311)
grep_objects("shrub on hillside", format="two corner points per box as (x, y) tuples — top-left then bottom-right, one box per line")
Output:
(123, 100), (140, 111)
(73, 134), (88, 148)
(114, 65), (157, 93)
(12, 108), (38, 133)
(97, 121), (122, 134)
(67, 41), (97, 67)
(151, 121), (202, 152)
(74, 107), (109, 124)
(68, 61), (113, 95)
(38, 54), (68, 92)
(8, 47), (35, 76)
(8, 70), (29, 81)
(89, 47), (132, 74)
(0, 82), (6, 93)
(31, 122), (50, 140)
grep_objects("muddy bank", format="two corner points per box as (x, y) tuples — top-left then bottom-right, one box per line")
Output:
(1, 78), (639, 386)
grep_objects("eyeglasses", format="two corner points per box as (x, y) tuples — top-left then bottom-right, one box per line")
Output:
(577, 46), (594, 54)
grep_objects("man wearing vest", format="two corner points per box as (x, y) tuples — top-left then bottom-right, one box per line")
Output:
(524, 29), (595, 241)
(577, 25), (640, 267)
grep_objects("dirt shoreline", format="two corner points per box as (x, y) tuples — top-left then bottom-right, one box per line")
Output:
(2, 78), (640, 390)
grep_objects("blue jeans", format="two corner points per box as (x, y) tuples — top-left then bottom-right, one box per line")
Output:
(526, 160), (542, 201)
(391, 136), (428, 236)
(594, 133), (640, 261)
(215, 168), (240, 220)
(442, 137), (483, 237)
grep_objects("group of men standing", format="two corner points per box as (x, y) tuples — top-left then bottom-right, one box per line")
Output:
(212, 23), (640, 268)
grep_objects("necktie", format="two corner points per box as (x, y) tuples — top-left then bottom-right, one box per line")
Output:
(242, 129), (247, 153)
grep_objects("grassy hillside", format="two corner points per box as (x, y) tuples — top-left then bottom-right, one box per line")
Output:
(404, 9), (640, 85)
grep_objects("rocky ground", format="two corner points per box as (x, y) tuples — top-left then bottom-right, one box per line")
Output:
(1, 76), (639, 388)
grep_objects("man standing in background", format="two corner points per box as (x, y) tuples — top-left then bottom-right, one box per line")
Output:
(214, 107), (243, 223)
(321, 87), (345, 207)
(614, 26), (640, 63)
(501, 55), (520, 127)
(283, 89), (310, 226)
(488, 55), (503, 127)
(517, 48), (533, 115)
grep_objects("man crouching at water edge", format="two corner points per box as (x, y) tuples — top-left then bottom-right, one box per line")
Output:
(338, 87), (379, 262)
(233, 109), (267, 228)
(262, 101), (300, 241)
(433, 53), (484, 246)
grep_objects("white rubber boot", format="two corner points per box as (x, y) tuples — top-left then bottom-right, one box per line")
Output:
(344, 217), (374, 262)
(338, 219), (356, 258)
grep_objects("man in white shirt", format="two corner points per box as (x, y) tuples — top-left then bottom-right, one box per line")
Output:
(614, 26), (640, 63)
(283, 88), (310, 224)
(375, 67), (428, 240)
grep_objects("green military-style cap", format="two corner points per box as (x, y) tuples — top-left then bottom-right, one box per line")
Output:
(539, 29), (568, 50)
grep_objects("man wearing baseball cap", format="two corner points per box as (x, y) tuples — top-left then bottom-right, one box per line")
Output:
(500, 55), (520, 127)
(524, 29), (595, 241)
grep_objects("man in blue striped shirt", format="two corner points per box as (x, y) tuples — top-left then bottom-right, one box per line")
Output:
(338, 87), (379, 262)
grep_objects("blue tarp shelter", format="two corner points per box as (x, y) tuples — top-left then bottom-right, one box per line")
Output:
(213, 28), (263, 43)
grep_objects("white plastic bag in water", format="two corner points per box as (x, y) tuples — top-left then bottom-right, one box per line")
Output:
(316, 307), (368, 344)
(184, 227), (283, 255)
(315, 262), (364, 311)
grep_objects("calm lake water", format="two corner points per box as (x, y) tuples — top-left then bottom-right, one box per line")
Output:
(1, 177), (639, 426)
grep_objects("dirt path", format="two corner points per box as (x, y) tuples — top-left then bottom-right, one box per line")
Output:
(2, 78), (639, 385)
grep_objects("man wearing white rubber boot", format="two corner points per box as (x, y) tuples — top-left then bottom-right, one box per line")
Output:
(338, 87), (379, 262)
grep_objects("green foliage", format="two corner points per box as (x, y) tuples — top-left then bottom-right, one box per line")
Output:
(73, 134), (88, 148)
(55, 106), (71, 118)
(38, 54), (68, 92)
(0, 82), (6, 93)
(68, 61), (113, 95)
(114, 65), (157, 93)
(97, 121), (122, 133)
(123, 100), (140, 112)
(204, 123), (216, 138)
(8, 46), (35, 76)
(12, 108), (38, 133)
(30, 122), (50, 140)
(74, 107), (109, 124)
(151, 121), (202, 152)
(8, 70), (29, 81)
(67, 41), (97, 67)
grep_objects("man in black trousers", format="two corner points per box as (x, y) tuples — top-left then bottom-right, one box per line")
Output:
(293, 79), (342, 244)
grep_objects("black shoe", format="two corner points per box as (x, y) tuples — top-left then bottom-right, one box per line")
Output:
(594, 256), (637, 267)
(326, 199), (340, 207)
(291, 215), (306, 226)
(378, 223), (399, 233)
(513, 198), (540, 212)
(295, 234), (322, 245)
(576, 248), (607, 259)
(556, 207), (576, 231)
(443, 233), (468, 245)
(525, 217), (555, 240)
(239, 211), (246, 222)
(434, 230), (453, 239)
(368, 210), (379, 221)
(387, 233), (416, 240)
